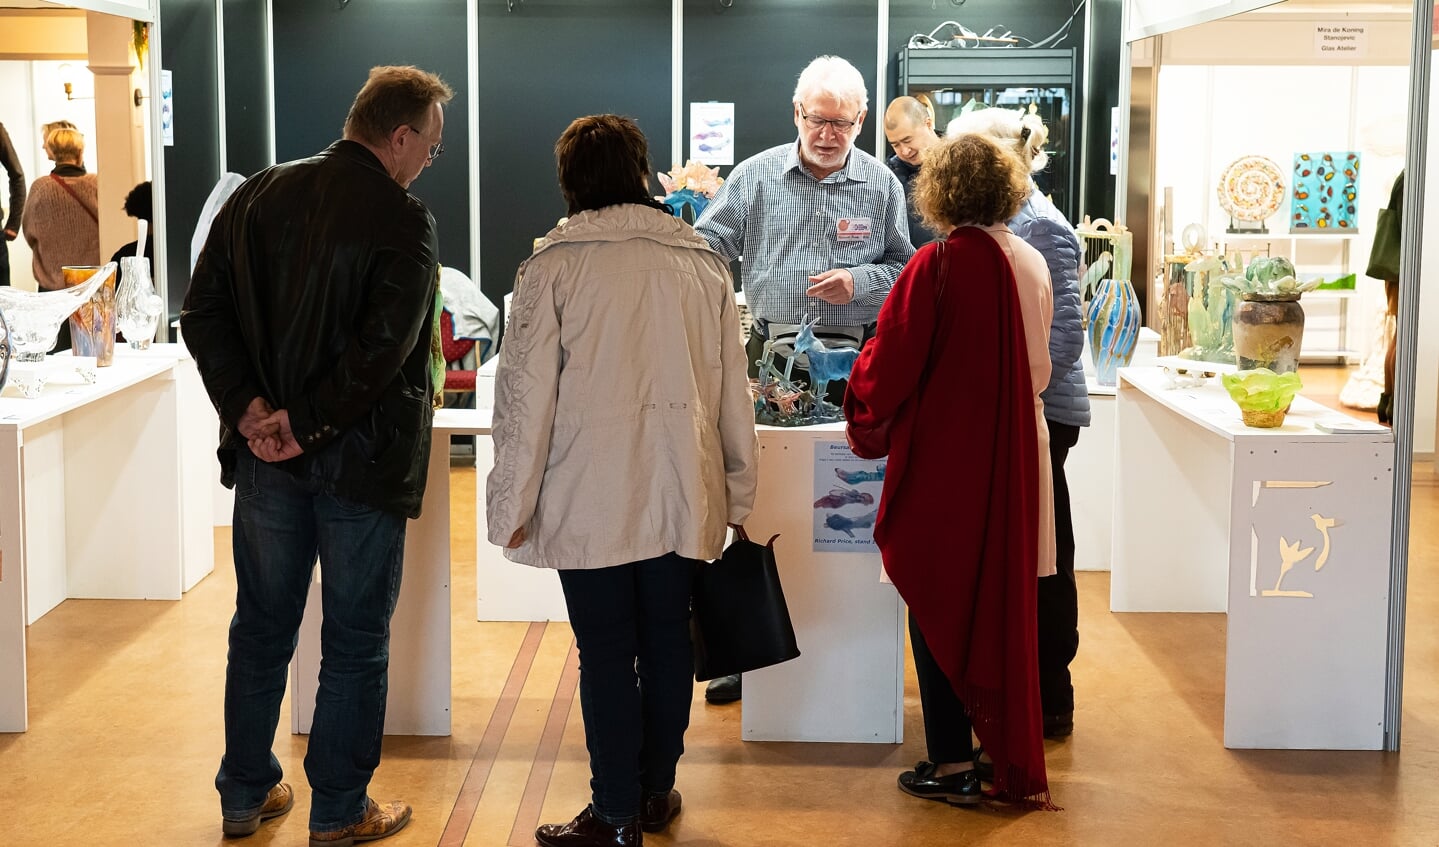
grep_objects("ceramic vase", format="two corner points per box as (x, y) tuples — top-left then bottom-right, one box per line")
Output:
(63, 264), (117, 366)
(1232, 297), (1305, 374)
(1087, 277), (1142, 386)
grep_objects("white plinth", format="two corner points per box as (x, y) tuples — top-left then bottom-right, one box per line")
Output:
(1112, 367), (1393, 749)
(291, 409), (492, 737)
(0, 357), (185, 732)
(741, 424), (906, 744)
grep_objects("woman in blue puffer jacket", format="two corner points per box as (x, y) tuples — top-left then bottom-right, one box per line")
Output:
(948, 107), (1089, 742)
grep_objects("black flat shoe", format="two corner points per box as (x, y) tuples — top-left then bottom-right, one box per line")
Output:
(534, 805), (640, 847)
(640, 789), (681, 833)
(1044, 711), (1074, 739)
(704, 674), (741, 704)
(972, 748), (994, 783)
(897, 761), (983, 806)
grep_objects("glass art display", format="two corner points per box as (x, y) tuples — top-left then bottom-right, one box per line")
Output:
(0, 263), (116, 363)
(64, 264), (117, 366)
(1291, 152), (1359, 231)
(0, 263), (116, 398)
(116, 257), (164, 349)
(752, 315), (858, 426)
(1222, 368), (1303, 428)
(1221, 256), (1321, 375)
(1179, 254), (1237, 365)
(1086, 276), (1141, 387)
(657, 160), (723, 223)
(1218, 155), (1286, 233)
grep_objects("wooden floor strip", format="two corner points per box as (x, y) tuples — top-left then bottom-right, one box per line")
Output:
(507, 639), (582, 846)
(437, 621), (548, 847)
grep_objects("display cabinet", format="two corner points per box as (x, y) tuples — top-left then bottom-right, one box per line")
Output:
(897, 47), (1078, 221)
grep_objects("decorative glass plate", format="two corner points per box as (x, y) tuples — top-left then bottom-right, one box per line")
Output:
(1218, 155), (1286, 223)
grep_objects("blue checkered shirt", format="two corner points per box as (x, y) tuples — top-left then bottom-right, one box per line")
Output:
(695, 143), (915, 327)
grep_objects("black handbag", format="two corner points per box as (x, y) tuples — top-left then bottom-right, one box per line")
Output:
(690, 527), (801, 681)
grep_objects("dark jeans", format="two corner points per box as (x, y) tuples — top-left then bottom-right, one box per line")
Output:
(1037, 421), (1081, 715)
(557, 553), (699, 825)
(0, 236), (9, 286)
(909, 611), (974, 764)
(215, 449), (407, 831)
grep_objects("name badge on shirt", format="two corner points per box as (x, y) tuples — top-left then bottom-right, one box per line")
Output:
(836, 217), (873, 242)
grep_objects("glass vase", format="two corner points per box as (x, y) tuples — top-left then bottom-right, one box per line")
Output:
(116, 256), (164, 350)
(64, 264), (118, 366)
(1086, 277), (1142, 386)
(1233, 297), (1305, 374)
(0, 263), (117, 362)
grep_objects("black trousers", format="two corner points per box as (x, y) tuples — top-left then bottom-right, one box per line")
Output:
(0, 236), (9, 286)
(1037, 421), (1081, 716)
(909, 611), (974, 764)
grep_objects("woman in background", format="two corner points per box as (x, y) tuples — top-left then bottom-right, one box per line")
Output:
(487, 114), (758, 847)
(949, 106), (1088, 740)
(845, 132), (1056, 809)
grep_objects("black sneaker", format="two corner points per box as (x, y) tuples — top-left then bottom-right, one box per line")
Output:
(897, 761), (983, 806)
(1044, 711), (1074, 739)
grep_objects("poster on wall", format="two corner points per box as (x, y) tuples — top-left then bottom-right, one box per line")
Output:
(812, 441), (882, 554)
(160, 69), (174, 147)
(689, 101), (734, 166)
(1291, 152), (1359, 231)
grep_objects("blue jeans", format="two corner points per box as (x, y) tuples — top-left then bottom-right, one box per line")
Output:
(215, 450), (406, 831)
(557, 553), (699, 825)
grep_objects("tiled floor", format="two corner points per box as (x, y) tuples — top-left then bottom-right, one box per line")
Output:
(3, 366), (1434, 846)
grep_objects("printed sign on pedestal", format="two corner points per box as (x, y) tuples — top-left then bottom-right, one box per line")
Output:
(812, 441), (882, 553)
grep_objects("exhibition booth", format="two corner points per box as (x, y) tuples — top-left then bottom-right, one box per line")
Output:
(0, 0), (1433, 762)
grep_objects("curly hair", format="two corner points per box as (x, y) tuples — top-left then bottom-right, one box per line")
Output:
(913, 133), (1031, 235)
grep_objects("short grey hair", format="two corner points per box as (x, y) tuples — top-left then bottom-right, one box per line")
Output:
(792, 55), (868, 113)
(946, 107), (1050, 174)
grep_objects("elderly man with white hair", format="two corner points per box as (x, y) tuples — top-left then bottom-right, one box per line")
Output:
(694, 54), (913, 706)
(948, 106), (1088, 743)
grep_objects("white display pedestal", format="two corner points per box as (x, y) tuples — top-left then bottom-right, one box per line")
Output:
(290, 409), (492, 737)
(741, 424), (906, 744)
(0, 357), (185, 732)
(1112, 367), (1393, 749)
(1071, 327), (1159, 571)
(471, 356), (568, 622)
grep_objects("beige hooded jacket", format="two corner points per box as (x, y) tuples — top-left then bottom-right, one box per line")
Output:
(486, 204), (758, 569)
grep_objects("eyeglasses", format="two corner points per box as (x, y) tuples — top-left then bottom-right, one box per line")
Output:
(799, 106), (858, 133)
(406, 125), (445, 161)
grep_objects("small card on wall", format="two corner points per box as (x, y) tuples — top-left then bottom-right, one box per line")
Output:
(689, 102), (734, 166)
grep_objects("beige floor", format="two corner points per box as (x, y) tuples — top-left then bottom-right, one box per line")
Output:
(3, 368), (1436, 846)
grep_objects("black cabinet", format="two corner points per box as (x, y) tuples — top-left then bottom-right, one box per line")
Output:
(897, 47), (1078, 222)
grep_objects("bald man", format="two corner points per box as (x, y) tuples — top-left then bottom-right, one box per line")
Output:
(883, 96), (942, 244)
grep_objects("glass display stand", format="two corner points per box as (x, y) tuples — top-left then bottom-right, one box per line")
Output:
(897, 47), (1077, 222)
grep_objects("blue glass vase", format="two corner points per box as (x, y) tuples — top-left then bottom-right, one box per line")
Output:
(1087, 277), (1142, 386)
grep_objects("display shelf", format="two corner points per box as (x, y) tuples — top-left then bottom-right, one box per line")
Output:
(1221, 231), (1361, 241)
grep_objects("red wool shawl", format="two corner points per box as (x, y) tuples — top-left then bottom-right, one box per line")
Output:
(843, 225), (1052, 808)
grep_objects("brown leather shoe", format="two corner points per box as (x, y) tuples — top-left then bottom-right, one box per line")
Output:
(535, 805), (641, 847)
(223, 782), (294, 837)
(640, 789), (681, 833)
(308, 798), (412, 847)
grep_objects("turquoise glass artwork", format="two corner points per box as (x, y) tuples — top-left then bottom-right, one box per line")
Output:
(1087, 277), (1142, 386)
(1291, 152), (1359, 231)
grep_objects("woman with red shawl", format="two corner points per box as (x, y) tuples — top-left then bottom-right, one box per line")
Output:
(844, 133), (1057, 808)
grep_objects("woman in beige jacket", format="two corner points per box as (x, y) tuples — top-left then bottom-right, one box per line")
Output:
(487, 115), (758, 847)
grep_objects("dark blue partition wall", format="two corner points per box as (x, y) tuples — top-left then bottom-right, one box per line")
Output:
(272, 0), (472, 276)
(475, 0), (672, 306)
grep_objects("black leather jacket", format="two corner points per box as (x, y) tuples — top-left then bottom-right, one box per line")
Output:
(182, 140), (439, 518)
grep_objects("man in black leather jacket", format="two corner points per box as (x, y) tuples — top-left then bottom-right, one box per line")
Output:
(181, 65), (452, 846)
